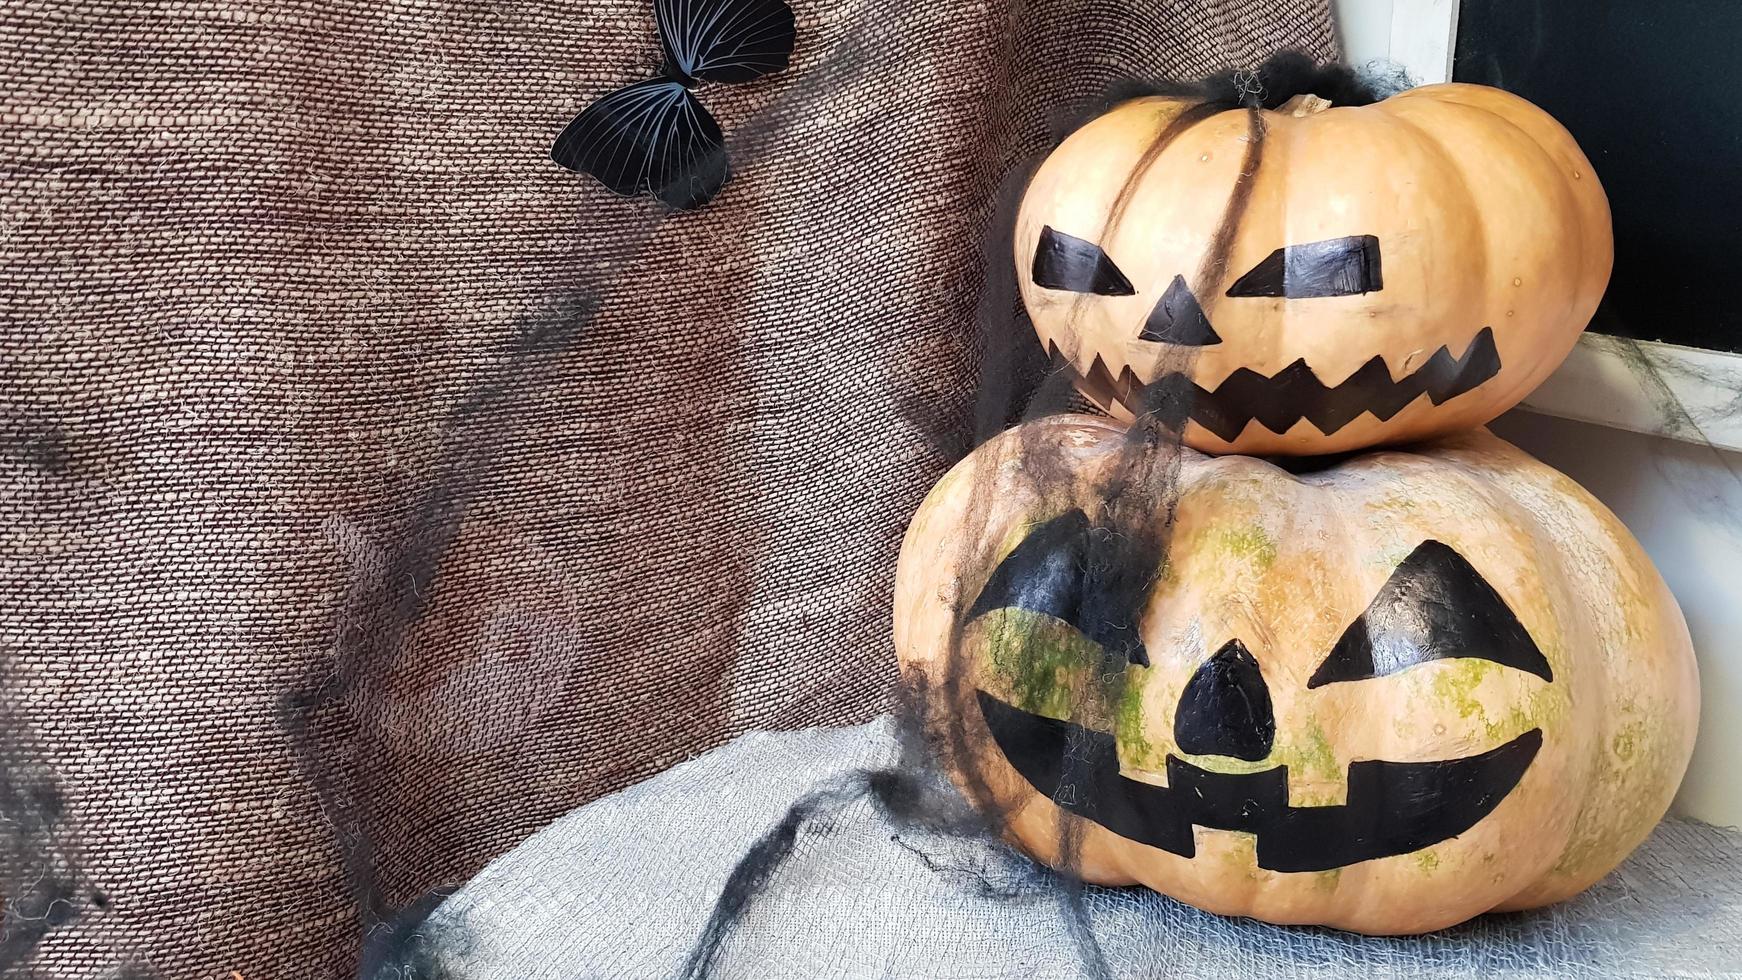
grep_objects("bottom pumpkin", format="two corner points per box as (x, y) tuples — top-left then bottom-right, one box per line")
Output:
(893, 414), (1698, 935)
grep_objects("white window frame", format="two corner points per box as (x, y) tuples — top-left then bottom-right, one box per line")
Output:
(1333, 0), (1742, 451)
(1335, 0), (1460, 85)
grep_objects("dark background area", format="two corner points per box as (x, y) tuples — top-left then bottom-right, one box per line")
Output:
(1455, 0), (1742, 354)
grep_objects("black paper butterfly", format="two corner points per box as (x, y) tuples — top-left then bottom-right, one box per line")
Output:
(550, 0), (798, 211)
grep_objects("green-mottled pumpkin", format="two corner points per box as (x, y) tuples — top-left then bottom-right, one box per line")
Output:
(894, 415), (1697, 934)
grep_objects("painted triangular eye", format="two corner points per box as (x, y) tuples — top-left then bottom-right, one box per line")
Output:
(1032, 226), (1136, 296)
(1140, 276), (1222, 346)
(1308, 540), (1552, 688)
(1227, 235), (1383, 299)
(967, 510), (1092, 625)
(967, 509), (1150, 667)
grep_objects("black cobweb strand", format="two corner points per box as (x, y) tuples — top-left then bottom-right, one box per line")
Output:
(676, 766), (1012, 979)
(1069, 79), (1215, 670)
(0, 615), (112, 973)
(892, 158), (1043, 465)
(689, 28), (1325, 980)
(990, 49), (1223, 968)
(1603, 335), (1742, 530)
(358, 887), (466, 980)
(677, 778), (861, 980)
(670, 21), (1057, 974)
(1048, 797), (1115, 980)
(894, 151), (1090, 467)
(1053, 50), (1388, 145)
(0, 752), (87, 971)
(678, 676), (1100, 979)
(677, 427), (1108, 973)
(969, 157), (1067, 443)
(1541, 300), (1742, 525)
(627, 10), (1014, 975)
(673, 434), (1149, 974)
(892, 54), (1210, 974)
(282, 296), (601, 943)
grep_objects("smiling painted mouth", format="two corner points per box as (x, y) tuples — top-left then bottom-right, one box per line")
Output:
(1055, 327), (1501, 440)
(977, 689), (1540, 873)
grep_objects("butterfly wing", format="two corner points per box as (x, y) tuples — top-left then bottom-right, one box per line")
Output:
(550, 78), (729, 210)
(655, 0), (796, 84)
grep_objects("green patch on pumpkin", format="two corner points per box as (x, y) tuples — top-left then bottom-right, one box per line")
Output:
(974, 607), (1102, 720)
(1487, 686), (1570, 744)
(1114, 669), (1158, 765)
(1611, 720), (1649, 764)
(1371, 494), (1423, 515)
(1427, 656), (1568, 744)
(1181, 753), (1276, 776)
(1431, 658), (1500, 723)
(1269, 720), (1344, 806)
(1550, 702), (1677, 881)
(1220, 833), (1260, 880)
(1210, 525), (1278, 568)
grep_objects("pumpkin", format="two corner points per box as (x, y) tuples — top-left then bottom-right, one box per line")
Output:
(1016, 83), (1613, 456)
(894, 415), (1697, 934)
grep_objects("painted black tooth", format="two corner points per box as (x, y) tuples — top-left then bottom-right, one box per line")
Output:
(1197, 330), (1500, 439)
(1082, 354), (1138, 410)
(1359, 358), (1423, 423)
(1196, 368), (1262, 440)
(1258, 360), (1325, 435)
(1258, 728), (1542, 873)
(1422, 327), (1501, 406)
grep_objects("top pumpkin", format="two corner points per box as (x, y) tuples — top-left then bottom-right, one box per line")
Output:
(1016, 83), (1613, 456)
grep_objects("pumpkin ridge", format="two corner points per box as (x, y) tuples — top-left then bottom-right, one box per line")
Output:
(1367, 101), (1496, 317)
(1380, 97), (1586, 413)
(1064, 99), (1226, 354)
(1191, 108), (1268, 303)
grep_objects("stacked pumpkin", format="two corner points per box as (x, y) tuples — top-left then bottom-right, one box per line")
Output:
(893, 80), (1700, 934)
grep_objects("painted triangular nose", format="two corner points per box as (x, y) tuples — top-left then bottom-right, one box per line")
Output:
(1139, 275), (1222, 347)
(1174, 639), (1275, 762)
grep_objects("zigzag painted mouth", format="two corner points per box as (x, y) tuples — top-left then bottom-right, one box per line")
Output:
(1055, 328), (1502, 440)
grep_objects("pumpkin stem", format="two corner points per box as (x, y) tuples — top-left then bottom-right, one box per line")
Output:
(1278, 93), (1334, 117)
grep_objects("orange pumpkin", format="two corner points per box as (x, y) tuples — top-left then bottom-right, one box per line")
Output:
(1016, 84), (1613, 456)
(894, 415), (1697, 934)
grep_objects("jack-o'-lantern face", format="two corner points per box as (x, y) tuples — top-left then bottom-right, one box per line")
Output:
(969, 515), (1551, 875)
(1015, 84), (1613, 456)
(893, 417), (1699, 935)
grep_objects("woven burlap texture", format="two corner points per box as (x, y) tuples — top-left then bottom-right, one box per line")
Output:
(2, 0), (1335, 975)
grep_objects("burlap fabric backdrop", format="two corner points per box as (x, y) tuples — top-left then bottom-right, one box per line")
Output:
(2, 1), (1334, 975)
